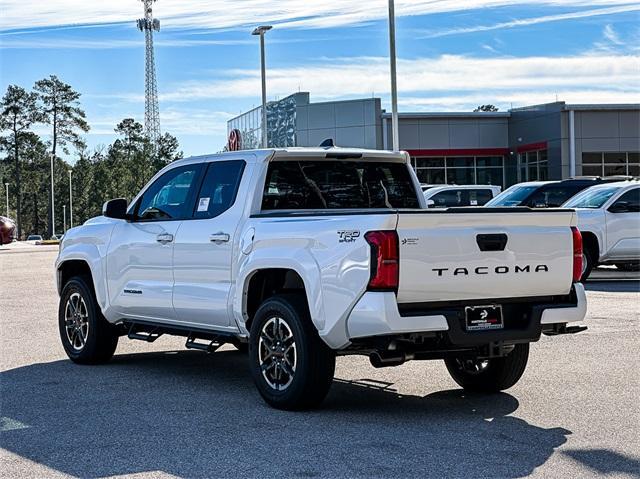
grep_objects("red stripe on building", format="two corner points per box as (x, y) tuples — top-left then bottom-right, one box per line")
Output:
(516, 141), (547, 153)
(406, 148), (509, 157)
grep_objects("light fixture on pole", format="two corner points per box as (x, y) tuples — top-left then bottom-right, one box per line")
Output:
(252, 25), (272, 149)
(387, 0), (400, 151)
(63, 205), (67, 234)
(68, 169), (73, 229)
(4, 183), (9, 217)
(50, 152), (56, 238)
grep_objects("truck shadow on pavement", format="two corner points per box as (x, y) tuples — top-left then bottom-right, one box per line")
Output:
(2, 349), (572, 478)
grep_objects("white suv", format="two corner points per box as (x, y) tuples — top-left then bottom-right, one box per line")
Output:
(564, 181), (640, 280)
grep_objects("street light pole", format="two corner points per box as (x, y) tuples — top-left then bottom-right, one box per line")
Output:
(68, 169), (73, 229)
(50, 152), (56, 238)
(388, 0), (400, 151)
(252, 25), (272, 149)
(4, 183), (9, 217)
(63, 205), (66, 234)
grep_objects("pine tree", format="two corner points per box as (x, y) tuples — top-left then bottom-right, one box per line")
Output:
(34, 75), (89, 237)
(0, 85), (40, 239)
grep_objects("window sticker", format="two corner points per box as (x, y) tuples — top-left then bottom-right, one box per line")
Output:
(197, 197), (210, 212)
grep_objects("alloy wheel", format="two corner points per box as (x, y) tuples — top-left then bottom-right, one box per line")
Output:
(258, 316), (297, 390)
(64, 292), (90, 351)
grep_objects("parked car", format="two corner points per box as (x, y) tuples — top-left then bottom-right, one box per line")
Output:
(26, 234), (43, 242)
(423, 184), (501, 208)
(55, 147), (586, 410)
(485, 177), (633, 208)
(0, 216), (16, 245)
(563, 181), (640, 280)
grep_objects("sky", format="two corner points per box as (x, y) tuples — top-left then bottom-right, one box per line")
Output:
(1, 0), (639, 160)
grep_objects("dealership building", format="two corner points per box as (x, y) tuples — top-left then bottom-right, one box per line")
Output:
(227, 92), (640, 188)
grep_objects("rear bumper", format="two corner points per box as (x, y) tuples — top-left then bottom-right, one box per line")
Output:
(346, 283), (586, 347)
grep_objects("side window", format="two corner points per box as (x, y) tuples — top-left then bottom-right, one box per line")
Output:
(610, 188), (640, 213)
(193, 161), (245, 219)
(135, 164), (202, 221)
(470, 189), (494, 206)
(526, 185), (583, 208)
(430, 190), (462, 208)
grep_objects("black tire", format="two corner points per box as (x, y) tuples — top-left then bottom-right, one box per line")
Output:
(580, 248), (595, 282)
(58, 276), (119, 364)
(444, 343), (529, 393)
(249, 294), (335, 410)
(615, 263), (640, 272)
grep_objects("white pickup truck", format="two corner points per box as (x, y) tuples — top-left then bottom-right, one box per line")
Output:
(56, 147), (587, 410)
(563, 180), (640, 279)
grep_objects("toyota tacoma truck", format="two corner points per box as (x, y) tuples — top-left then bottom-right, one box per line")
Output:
(55, 147), (587, 410)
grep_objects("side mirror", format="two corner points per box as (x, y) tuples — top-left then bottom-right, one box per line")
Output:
(608, 202), (630, 214)
(102, 198), (129, 219)
(426, 199), (435, 208)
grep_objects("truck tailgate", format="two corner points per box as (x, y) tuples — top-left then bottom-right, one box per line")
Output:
(396, 209), (577, 304)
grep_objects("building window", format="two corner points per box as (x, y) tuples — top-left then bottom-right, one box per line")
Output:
(582, 152), (640, 177)
(519, 149), (548, 181)
(412, 156), (504, 187)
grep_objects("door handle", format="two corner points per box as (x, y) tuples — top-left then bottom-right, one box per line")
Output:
(156, 233), (174, 244)
(210, 232), (230, 244)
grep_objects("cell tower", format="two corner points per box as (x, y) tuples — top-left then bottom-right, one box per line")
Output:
(137, 0), (161, 145)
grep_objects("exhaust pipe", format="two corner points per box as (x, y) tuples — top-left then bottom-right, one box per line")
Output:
(369, 351), (414, 368)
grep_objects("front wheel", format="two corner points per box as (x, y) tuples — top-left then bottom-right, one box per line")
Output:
(58, 276), (119, 364)
(249, 294), (335, 410)
(444, 343), (529, 393)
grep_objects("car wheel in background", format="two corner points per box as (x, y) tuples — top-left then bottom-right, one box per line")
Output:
(580, 249), (595, 282)
(58, 276), (119, 364)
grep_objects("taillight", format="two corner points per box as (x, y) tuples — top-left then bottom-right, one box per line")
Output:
(365, 230), (399, 291)
(572, 226), (583, 283)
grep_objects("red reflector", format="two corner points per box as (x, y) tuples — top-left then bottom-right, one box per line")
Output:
(365, 231), (399, 291)
(572, 226), (583, 283)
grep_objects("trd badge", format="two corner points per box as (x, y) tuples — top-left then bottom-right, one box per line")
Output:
(338, 230), (360, 243)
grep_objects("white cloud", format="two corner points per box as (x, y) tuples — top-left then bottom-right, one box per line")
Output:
(419, 5), (640, 38)
(155, 53), (640, 105)
(603, 24), (624, 45)
(0, 37), (256, 50)
(397, 90), (640, 111)
(2, 0), (639, 32)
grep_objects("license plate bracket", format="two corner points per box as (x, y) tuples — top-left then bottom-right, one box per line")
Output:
(465, 305), (504, 331)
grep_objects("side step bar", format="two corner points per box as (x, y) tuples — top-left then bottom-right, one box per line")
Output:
(123, 320), (238, 352)
(185, 334), (224, 353)
(127, 323), (163, 342)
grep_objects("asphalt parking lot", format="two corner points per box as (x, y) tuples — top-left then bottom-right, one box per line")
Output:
(1, 244), (639, 478)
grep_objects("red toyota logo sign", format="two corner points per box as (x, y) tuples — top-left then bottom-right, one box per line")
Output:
(228, 129), (242, 151)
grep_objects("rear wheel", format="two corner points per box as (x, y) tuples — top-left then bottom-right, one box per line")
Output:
(444, 343), (529, 392)
(249, 294), (335, 410)
(58, 276), (119, 364)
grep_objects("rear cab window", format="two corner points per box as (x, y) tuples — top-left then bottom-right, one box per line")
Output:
(261, 160), (419, 211)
